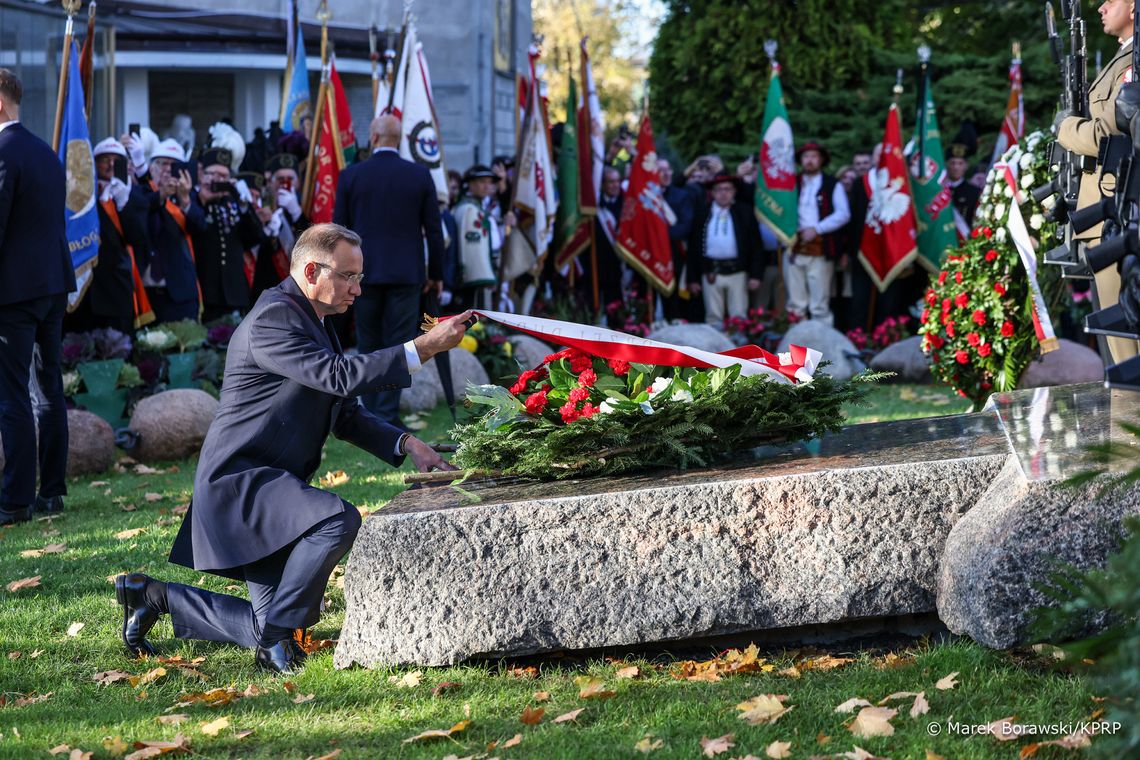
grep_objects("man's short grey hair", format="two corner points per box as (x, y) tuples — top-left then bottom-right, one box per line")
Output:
(290, 223), (362, 274)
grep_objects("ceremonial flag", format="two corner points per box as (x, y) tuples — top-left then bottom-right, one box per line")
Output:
(78, 2), (96, 117)
(859, 104), (918, 291)
(553, 73), (592, 268)
(990, 52), (1024, 164)
(330, 57), (356, 165)
(503, 49), (558, 281)
(908, 71), (957, 272)
(307, 58), (349, 224)
(391, 23), (448, 204)
(579, 38), (603, 209)
(279, 0), (310, 132)
(754, 57), (797, 244)
(58, 40), (100, 311)
(615, 112), (675, 295)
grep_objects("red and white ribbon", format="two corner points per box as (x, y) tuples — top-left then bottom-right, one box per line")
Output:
(996, 158), (1059, 353)
(468, 309), (823, 384)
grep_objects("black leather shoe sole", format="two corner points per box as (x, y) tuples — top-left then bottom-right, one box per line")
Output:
(115, 574), (158, 658)
(255, 640), (302, 675)
(0, 506), (32, 526)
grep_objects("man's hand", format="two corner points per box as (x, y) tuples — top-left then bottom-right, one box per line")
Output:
(800, 227), (819, 242)
(1052, 108), (1074, 135)
(503, 210), (517, 229)
(405, 436), (457, 473)
(688, 281), (702, 294)
(108, 177), (131, 210)
(176, 170), (193, 209)
(277, 187), (303, 221)
(747, 277), (761, 292)
(412, 309), (475, 363)
(120, 133), (148, 174)
(422, 279), (445, 298)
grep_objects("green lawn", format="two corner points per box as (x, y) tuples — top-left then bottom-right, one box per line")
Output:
(0, 386), (1096, 759)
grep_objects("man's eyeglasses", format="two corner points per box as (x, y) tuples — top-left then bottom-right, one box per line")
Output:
(315, 262), (365, 284)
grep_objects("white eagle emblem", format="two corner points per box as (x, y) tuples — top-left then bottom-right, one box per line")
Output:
(866, 168), (911, 233)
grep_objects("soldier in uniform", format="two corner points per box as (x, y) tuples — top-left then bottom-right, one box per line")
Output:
(192, 147), (267, 322)
(945, 122), (982, 229)
(1056, 0), (1136, 362)
(453, 165), (498, 310)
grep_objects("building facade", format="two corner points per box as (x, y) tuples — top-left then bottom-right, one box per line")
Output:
(1, 0), (532, 170)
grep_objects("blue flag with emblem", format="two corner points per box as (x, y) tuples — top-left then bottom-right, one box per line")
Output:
(279, 0), (310, 132)
(58, 40), (100, 310)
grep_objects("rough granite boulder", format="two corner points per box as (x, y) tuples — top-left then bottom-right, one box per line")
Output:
(937, 456), (1140, 649)
(507, 335), (555, 370)
(336, 418), (1007, 667)
(67, 409), (116, 477)
(0, 411), (116, 477)
(647, 323), (735, 354)
(1019, 339), (1103, 388)
(870, 336), (932, 383)
(778, 321), (863, 380)
(400, 349), (491, 413)
(129, 389), (218, 462)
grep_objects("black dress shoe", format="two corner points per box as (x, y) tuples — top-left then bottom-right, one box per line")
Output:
(115, 573), (161, 658)
(0, 505), (32, 526)
(255, 639), (304, 675)
(35, 495), (64, 514)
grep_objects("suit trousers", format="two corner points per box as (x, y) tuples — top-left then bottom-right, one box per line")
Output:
(701, 271), (749, 324)
(167, 502), (361, 647)
(354, 283), (422, 424)
(784, 252), (834, 327)
(0, 295), (69, 507)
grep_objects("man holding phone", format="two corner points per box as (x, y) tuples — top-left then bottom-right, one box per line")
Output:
(192, 147), (267, 322)
(69, 138), (152, 333)
(253, 153), (310, 296)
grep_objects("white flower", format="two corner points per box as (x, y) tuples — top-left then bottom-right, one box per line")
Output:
(994, 202), (1006, 219)
(599, 398), (620, 414)
(1030, 213), (1045, 230)
(1019, 153), (1034, 170)
(995, 227), (1007, 242)
(648, 377), (672, 396)
(639, 401), (655, 415)
(1021, 173), (1035, 189)
(1003, 184), (1014, 198)
(671, 388), (694, 404)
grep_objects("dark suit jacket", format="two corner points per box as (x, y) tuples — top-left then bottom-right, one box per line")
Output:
(334, 149), (444, 285)
(0, 123), (76, 306)
(141, 189), (207, 305)
(193, 197), (266, 310)
(89, 187), (149, 320)
(687, 200), (766, 283)
(169, 276), (412, 578)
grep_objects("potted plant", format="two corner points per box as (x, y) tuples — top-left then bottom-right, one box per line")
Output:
(71, 328), (135, 427)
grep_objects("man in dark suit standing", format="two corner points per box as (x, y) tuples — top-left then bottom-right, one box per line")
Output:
(115, 223), (473, 674)
(334, 115), (445, 425)
(0, 69), (76, 525)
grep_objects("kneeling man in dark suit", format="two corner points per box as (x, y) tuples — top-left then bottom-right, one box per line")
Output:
(115, 223), (473, 674)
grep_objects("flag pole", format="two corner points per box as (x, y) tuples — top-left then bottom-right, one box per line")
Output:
(302, 0), (330, 214)
(52, 0), (81, 153)
(279, 0), (295, 126)
(369, 24), (379, 115)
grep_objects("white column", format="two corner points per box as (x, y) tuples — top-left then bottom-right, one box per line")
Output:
(233, 70), (281, 138)
(119, 69), (148, 134)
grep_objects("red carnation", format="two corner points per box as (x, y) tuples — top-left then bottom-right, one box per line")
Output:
(543, 349), (573, 364)
(956, 350), (970, 364)
(971, 228), (981, 239)
(954, 271), (963, 284)
(559, 401), (581, 424)
(955, 292), (969, 309)
(606, 358), (631, 376)
(983, 226), (993, 238)
(978, 343), (992, 357)
(946, 320), (956, 338)
(985, 249), (998, 262)
(1001, 320), (1015, 337)
(994, 282), (1006, 296)
(925, 289), (938, 305)
(580, 403), (599, 419)
(972, 309), (987, 326)
(930, 334), (945, 349)
(967, 332), (981, 347)
(921, 308), (930, 325)
(578, 368), (597, 387)
(568, 386), (590, 404)
(525, 390), (549, 415)
(942, 298), (952, 314)
(938, 271), (948, 285)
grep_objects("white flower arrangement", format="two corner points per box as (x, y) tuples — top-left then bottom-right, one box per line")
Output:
(1030, 213), (1045, 230)
(138, 327), (178, 353)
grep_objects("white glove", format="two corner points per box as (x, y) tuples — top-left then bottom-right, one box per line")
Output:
(234, 179), (254, 205)
(439, 290), (453, 307)
(109, 177), (131, 210)
(277, 188), (302, 221)
(264, 207), (285, 237)
(122, 134), (147, 174)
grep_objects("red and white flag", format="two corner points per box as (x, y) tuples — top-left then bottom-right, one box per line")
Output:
(615, 112), (676, 295)
(990, 53), (1024, 164)
(308, 57), (352, 223)
(859, 104), (918, 292)
(389, 23), (448, 204)
(468, 309), (823, 384)
(578, 38), (604, 211)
